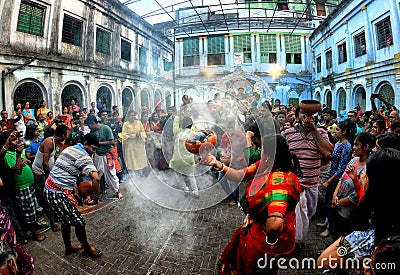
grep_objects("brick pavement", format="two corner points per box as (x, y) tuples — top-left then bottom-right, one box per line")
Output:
(25, 171), (336, 274)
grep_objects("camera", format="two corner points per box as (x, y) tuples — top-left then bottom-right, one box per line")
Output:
(15, 131), (23, 138)
(22, 140), (31, 148)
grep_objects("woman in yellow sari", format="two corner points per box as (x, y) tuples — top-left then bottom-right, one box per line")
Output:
(122, 110), (148, 175)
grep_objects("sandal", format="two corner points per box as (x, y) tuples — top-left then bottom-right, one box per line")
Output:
(66, 244), (83, 255)
(84, 246), (102, 258)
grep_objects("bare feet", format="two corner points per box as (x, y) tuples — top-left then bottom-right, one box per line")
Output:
(116, 191), (123, 199)
(84, 245), (102, 258)
(316, 222), (327, 228)
(51, 223), (61, 232)
(34, 233), (46, 242)
(66, 244), (83, 255)
(320, 228), (331, 238)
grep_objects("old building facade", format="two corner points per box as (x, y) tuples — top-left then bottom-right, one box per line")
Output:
(0, 0), (174, 116)
(310, 0), (400, 112)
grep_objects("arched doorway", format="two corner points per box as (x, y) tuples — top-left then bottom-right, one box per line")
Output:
(154, 90), (162, 110)
(165, 91), (171, 108)
(122, 88), (135, 117)
(14, 81), (44, 113)
(315, 91), (321, 102)
(97, 86), (112, 111)
(140, 89), (150, 110)
(337, 88), (346, 111)
(378, 82), (395, 106)
(325, 90), (332, 109)
(353, 85), (366, 111)
(61, 84), (83, 109)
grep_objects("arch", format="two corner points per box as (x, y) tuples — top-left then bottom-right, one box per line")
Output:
(122, 87), (136, 116)
(314, 91), (321, 102)
(61, 83), (84, 110)
(376, 81), (395, 106)
(140, 89), (150, 110)
(96, 86), (113, 111)
(325, 90), (332, 109)
(13, 79), (46, 113)
(352, 85), (366, 111)
(165, 91), (172, 108)
(337, 88), (346, 111)
(154, 89), (162, 110)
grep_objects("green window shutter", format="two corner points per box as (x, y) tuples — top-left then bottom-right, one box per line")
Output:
(183, 38), (199, 56)
(260, 34), (276, 52)
(96, 28), (110, 54)
(284, 35), (301, 53)
(234, 35), (251, 53)
(293, 0), (304, 11)
(17, 2), (45, 36)
(208, 36), (224, 54)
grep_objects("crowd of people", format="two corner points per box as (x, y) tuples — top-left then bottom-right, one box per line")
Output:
(1, 90), (400, 274)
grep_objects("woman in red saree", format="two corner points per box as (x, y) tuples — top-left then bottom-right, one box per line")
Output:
(202, 134), (302, 274)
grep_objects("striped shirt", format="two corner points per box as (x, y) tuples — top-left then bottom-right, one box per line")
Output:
(283, 126), (330, 187)
(48, 144), (97, 190)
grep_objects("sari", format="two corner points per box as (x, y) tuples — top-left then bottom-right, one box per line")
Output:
(220, 161), (301, 274)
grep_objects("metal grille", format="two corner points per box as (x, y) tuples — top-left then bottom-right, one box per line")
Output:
(17, 1), (45, 36)
(354, 31), (366, 57)
(325, 50), (332, 69)
(96, 86), (112, 110)
(338, 89), (346, 109)
(380, 84), (395, 106)
(376, 17), (392, 50)
(62, 14), (82, 46)
(96, 28), (111, 54)
(338, 42), (347, 64)
(140, 89), (150, 108)
(61, 84), (83, 109)
(121, 39), (131, 61)
(122, 88), (134, 116)
(183, 38), (199, 56)
(14, 82), (43, 112)
(208, 36), (225, 54)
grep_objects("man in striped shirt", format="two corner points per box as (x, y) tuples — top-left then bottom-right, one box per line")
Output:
(283, 106), (332, 247)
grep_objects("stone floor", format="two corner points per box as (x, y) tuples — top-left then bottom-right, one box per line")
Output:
(25, 170), (336, 274)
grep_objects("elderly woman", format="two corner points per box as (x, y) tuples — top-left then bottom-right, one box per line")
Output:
(121, 110), (148, 175)
(22, 102), (36, 126)
(202, 134), (302, 274)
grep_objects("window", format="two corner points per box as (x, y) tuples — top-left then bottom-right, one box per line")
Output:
(139, 46), (148, 68)
(376, 17), (393, 49)
(260, 34), (277, 63)
(354, 32), (366, 57)
(285, 36), (302, 64)
(277, 1), (289, 10)
(207, 36), (225, 65)
(325, 50), (332, 69)
(234, 35), (252, 63)
(152, 52), (160, 73)
(316, 56), (321, 73)
(183, 38), (199, 67)
(96, 28), (111, 54)
(62, 15), (82, 46)
(338, 43), (347, 64)
(120, 39), (131, 61)
(17, 1), (45, 36)
(316, 1), (326, 16)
